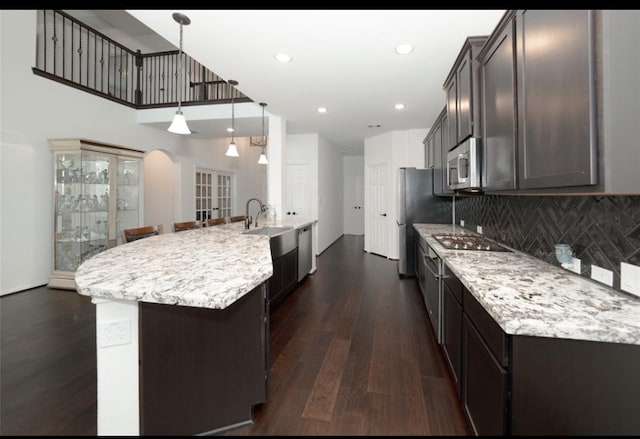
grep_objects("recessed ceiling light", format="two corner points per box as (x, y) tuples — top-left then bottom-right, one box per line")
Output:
(318, 107), (328, 114)
(395, 103), (405, 110)
(226, 127), (234, 133)
(395, 44), (414, 55)
(274, 53), (292, 63)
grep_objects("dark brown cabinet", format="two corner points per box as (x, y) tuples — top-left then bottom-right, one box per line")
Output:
(268, 248), (298, 308)
(478, 12), (517, 191)
(462, 289), (509, 436)
(478, 9), (640, 194)
(441, 264), (463, 397)
(443, 36), (488, 149)
(516, 10), (597, 190)
(425, 107), (453, 196)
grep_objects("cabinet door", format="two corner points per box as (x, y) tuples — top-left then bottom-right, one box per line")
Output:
(442, 271), (463, 397)
(116, 157), (142, 246)
(282, 248), (298, 293)
(440, 113), (455, 195)
(462, 314), (508, 436)
(424, 137), (434, 169)
(481, 19), (517, 191)
(446, 80), (458, 148)
(456, 51), (473, 142)
(516, 10), (597, 189)
(415, 240), (426, 290)
(432, 119), (444, 196)
(268, 256), (283, 304)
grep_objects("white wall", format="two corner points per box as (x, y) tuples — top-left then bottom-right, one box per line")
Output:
(408, 128), (429, 168)
(144, 150), (177, 233)
(182, 137), (268, 220)
(317, 135), (344, 253)
(0, 10), (266, 295)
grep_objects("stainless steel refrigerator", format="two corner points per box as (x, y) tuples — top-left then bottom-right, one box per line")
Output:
(397, 167), (452, 277)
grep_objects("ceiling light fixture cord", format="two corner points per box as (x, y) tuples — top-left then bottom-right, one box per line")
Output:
(226, 79), (240, 157)
(167, 12), (191, 135)
(258, 102), (268, 165)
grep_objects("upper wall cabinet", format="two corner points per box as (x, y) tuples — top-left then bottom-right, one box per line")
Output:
(516, 10), (597, 190)
(478, 12), (518, 191)
(477, 9), (640, 194)
(425, 107), (454, 196)
(444, 36), (489, 150)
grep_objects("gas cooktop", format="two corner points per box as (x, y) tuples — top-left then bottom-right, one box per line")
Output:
(431, 234), (511, 252)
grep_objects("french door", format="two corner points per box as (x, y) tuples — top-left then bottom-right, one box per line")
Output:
(195, 169), (233, 221)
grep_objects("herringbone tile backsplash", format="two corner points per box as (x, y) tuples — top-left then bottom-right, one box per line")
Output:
(455, 194), (640, 292)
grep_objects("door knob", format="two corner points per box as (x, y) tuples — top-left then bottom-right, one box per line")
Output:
(380, 213), (387, 216)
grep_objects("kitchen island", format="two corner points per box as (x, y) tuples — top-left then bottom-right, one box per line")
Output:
(75, 218), (316, 436)
(414, 223), (640, 435)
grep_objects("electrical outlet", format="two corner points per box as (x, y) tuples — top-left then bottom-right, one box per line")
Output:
(591, 265), (613, 287)
(568, 257), (581, 274)
(476, 225), (483, 234)
(99, 319), (131, 348)
(621, 262), (640, 298)
(460, 219), (465, 227)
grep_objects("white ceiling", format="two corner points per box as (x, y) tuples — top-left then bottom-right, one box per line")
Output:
(67, 9), (506, 155)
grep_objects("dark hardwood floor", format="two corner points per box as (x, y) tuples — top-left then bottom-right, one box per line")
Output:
(0, 235), (470, 436)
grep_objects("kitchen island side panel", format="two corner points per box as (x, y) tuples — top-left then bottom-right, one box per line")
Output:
(139, 284), (268, 436)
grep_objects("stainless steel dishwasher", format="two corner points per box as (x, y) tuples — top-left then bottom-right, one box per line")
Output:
(297, 225), (312, 282)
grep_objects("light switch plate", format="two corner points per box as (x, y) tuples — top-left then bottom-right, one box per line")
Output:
(460, 219), (465, 227)
(591, 265), (613, 287)
(476, 225), (483, 234)
(621, 262), (640, 298)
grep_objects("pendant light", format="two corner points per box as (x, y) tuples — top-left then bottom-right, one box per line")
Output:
(225, 79), (240, 157)
(257, 102), (268, 165)
(167, 12), (191, 135)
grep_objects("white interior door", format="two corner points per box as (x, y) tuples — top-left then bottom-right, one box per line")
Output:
(286, 164), (311, 219)
(344, 174), (364, 235)
(365, 163), (388, 257)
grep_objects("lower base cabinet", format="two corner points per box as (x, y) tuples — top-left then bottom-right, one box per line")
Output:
(442, 265), (463, 397)
(462, 313), (508, 435)
(439, 275), (640, 435)
(268, 248), (298, 308)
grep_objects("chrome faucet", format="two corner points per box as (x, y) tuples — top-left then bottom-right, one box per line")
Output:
(245, 198), (265, 229)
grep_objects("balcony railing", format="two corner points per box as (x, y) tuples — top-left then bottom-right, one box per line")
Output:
(32, 10), (251, 109)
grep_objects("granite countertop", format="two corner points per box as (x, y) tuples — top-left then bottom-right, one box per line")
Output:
(75, 219), (317, 310)
(414, 223), (640, 346)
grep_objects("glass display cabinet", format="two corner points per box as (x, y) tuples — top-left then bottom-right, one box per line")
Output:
(49, 138), (144, 289)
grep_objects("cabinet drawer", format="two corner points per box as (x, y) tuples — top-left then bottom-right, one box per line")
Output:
(463, 287), (508, 367)
(443, 265), (463, 304)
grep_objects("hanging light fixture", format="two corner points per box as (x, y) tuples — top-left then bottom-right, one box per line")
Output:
(225, 79), (240, 157)
(167, 12), (191, 135)
(257, 102), (268, 165)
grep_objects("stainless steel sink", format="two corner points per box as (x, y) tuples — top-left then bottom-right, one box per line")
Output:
(244, 226), (297, 259)
(243, 226), (293, 236)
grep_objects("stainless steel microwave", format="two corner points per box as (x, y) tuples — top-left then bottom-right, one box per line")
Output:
(446, 137), (482, 191)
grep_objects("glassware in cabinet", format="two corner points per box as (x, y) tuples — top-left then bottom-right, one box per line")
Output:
(49, 139), (144, 289)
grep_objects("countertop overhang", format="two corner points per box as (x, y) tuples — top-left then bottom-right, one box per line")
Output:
(75, 218), (317, 309)
(414, 223), (640, 346)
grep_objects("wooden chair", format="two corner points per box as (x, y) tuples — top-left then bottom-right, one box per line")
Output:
(121, 224), (163, 243)
(229, 215), (246, 223)
(206, 217), (225, 226)
(173, 220), (201, 232)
